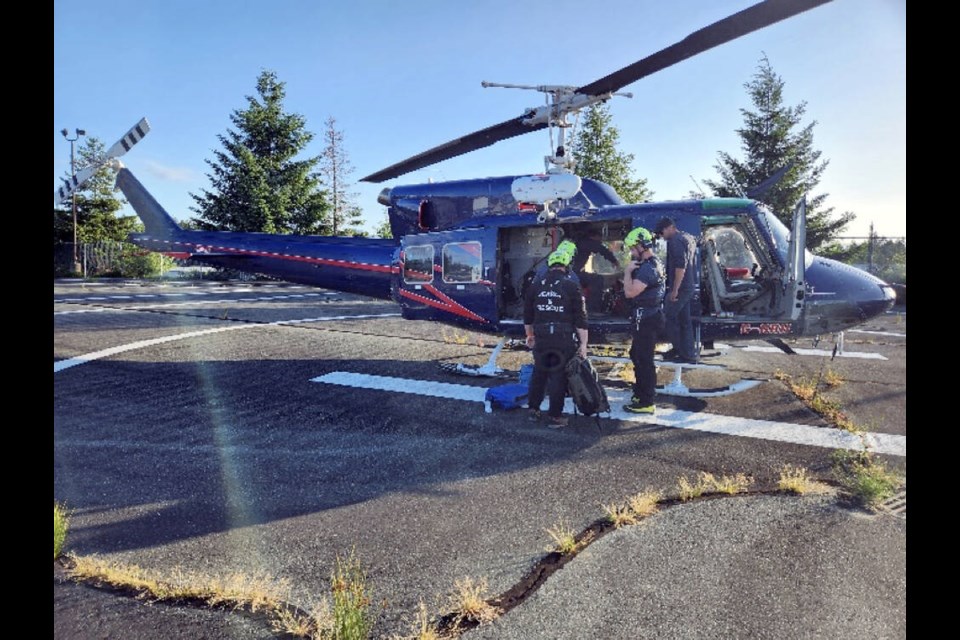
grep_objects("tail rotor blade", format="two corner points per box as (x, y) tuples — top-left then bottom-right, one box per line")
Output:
(55, 165), (98, 206)
(105, 117), (151, 160)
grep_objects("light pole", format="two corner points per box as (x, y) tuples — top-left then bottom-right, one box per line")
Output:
(61, 127), (86, 273)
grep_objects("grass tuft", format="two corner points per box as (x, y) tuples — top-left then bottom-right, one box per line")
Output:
(67, 553), (376, 639)
(54, 503), (70, 560)
(602, 503), (638, 528)
(677, 475), (703, 501)
(823, 368), (845, 388)
(774, 370), (861, 434)
(627, 489), (662, 517)
(678, 472), (753, 500)
(832, 450), (902, 508)
(544, 518), (579, 555)
(447, 577), (499, 626)
(777, 465), (831, 495)
(400, 600), (441, 640)
(330, 549), (373, 640)
(708, 472), (754, 495)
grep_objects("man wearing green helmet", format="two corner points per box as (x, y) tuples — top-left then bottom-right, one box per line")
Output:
(523, 244), (589, 427)
(621, 226), (666, 415)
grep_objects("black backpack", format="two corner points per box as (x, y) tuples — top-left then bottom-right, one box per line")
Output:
(565, 355), (610, 418)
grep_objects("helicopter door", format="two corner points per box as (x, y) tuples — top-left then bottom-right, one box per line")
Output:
(783, 197), (807, 321)
(398, 228), (498, 328)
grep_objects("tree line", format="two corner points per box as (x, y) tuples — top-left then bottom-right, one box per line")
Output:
(57, 57), (863, 250)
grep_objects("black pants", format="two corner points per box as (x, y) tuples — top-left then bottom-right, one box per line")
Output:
(528, 340), (577, 418)
(629, 310), (665, 406)
(578, 271), (605, 313)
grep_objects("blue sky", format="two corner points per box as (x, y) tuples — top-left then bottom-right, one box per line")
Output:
(54, 0), (905, 238)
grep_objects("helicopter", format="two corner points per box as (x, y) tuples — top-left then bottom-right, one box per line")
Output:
(54, 0), (895, 390)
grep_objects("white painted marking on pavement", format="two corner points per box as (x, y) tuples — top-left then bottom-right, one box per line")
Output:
(737, 345), (887, 360)
(53, 292), (328, 313)
(312, 372), (488, 403)
(848, 329), (906, 338)
(54, 313), (399, 373)
(311, 372), (905, 457)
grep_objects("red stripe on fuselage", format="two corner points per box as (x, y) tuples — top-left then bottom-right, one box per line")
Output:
(173, 240), (398, 274)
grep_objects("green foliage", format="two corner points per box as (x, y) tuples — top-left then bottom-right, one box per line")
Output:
(831, 450), (901, 508)
(330, 550), (372, 640)
(54, 503), (70, 560)
(191, 70), (331, 234)
(319, 117), (364, 236)
(374, 213), (393, 239)
(821, 237), (906, 284)
(570, 103), (652, 203)
(702, 56), (854, 250)
(55, 137), (137, 244)
(116, 247), (171, 278)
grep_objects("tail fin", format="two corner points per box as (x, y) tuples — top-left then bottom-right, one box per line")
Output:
(116, 168), (182, 239)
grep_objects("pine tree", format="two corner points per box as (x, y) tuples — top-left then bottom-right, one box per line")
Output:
(54, 137), (139, 243)
(374, 212), (393, 239)
(570, 103), (652, 203)
(318, 116), (363, 236)
(702, 56), (854, 250)
(191, 70), (330, 234)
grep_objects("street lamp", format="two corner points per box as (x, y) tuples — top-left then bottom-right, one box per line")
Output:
(61, 127), (86, 272)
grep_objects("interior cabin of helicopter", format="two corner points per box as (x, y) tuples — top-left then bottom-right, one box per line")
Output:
(497, 211), (792, 324)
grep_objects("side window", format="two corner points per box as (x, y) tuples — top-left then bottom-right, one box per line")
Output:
(403, 245), (435, 284)
(442, 242), (482, 283)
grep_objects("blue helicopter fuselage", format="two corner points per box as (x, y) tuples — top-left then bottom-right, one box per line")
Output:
(122, 169), (894, 342)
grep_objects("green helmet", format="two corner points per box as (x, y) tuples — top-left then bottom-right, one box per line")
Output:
(547, 247), (573, 267)
(556, 239), (577, 257)
(624, 226), (654, 250)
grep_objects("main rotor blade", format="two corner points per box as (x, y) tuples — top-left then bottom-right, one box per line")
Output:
(576, 0), (832, 96)
(360, 116), (547, 183)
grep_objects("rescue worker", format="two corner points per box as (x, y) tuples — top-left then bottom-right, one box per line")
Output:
(655, 216), (698, 363)
(569, 229), (620, 312)
(621, 226), (666, 415)
(523, 245), (589, 427)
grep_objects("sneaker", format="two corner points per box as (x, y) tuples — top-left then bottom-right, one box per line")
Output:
(529, 409), (542, 421)
(623, 400), (656, 415)
(546, 415), (569, 428)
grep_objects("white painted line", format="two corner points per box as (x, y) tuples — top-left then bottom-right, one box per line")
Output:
(53, 292), (328, 314)
(737, 345), (887, 361)
(311, 372), (905, 457)
(848, 329), (906, 338)
(54, 313), (400, 373)
(312, 372), (488, 403)
(54, 308), (115, 316)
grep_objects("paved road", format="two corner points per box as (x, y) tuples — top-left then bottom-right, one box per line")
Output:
(54, 281), (906, 638)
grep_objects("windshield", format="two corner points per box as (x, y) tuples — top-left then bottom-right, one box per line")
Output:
(756, 208), (813, 268)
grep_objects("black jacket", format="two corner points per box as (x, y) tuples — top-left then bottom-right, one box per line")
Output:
(523, 267), (588, 329)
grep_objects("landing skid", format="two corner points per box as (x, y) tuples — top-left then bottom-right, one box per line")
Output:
(590, 355), (764, 398)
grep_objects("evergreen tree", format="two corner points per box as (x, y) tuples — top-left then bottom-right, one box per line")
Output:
(191, 70), (330, 234)
(374, 212), (393, 239)
(54, 137), (139, 243)
(702, 56), (854, 250)
(570, 103), (652, 203)
(318, 116), (364, 235)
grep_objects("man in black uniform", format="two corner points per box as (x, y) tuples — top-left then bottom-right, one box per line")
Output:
(655, 216), (698, 363)
(621, 226), (666, 415)
(523, 245), (589, 427)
